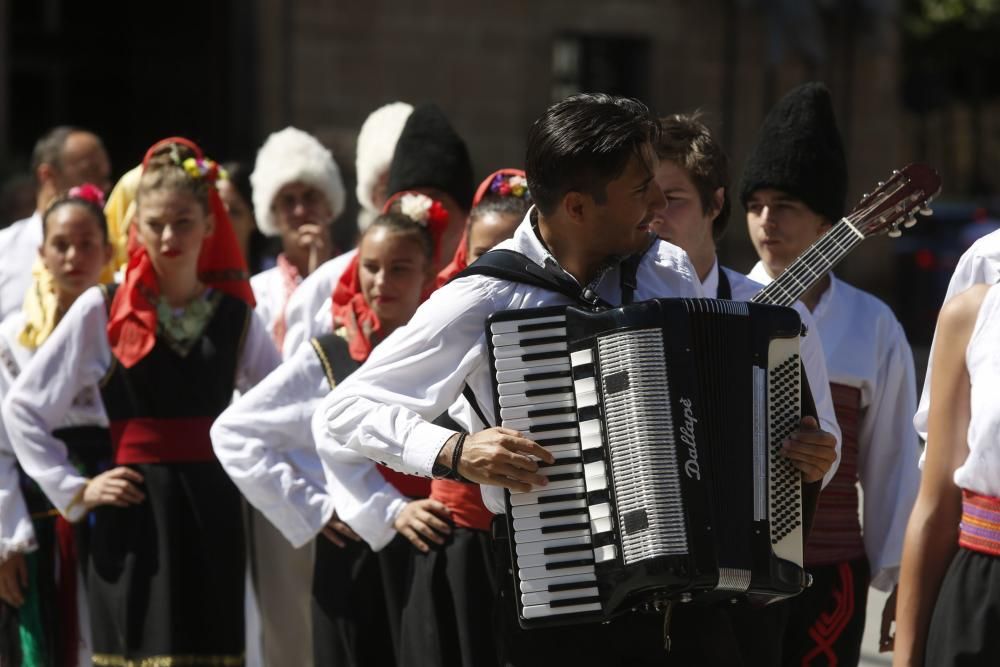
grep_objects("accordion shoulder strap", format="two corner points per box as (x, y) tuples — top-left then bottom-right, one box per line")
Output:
(451, 249), (602, 308)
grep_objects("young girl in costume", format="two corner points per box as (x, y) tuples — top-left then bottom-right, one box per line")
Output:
(894, 282), (1000, 666)
(399, 169), (530, 667)
(2, 138), (279, 666)
(212, 191), (450, 666)
(0, 185), (113, 666)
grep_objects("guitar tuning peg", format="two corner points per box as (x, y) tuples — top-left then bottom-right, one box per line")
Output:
(888, 227), (902, 238)
(920, 206), (933, 216)
(862, 192), (870, 199)
(878, 181), (885, 187)
(904, 217), (917, 228)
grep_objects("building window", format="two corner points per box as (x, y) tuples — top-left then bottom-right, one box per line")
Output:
(551, 34), (651, 102)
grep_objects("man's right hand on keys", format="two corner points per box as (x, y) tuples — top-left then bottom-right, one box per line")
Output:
(436, 427), (555, 492)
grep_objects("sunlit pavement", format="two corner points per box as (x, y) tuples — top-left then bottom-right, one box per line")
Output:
(860, 587), (892, 666)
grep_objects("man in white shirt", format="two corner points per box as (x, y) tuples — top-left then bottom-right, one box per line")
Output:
(741, 82), (921, 664)
(0, 127), (110, 320)
(317, 93), (839, 666)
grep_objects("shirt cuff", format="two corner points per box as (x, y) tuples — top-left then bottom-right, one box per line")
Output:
(60, 476), (91, 523)
(401, 422), (456, 477)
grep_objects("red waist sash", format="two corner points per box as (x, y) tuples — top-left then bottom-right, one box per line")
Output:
(377, 465), (431, 500)
(110, 416), (217, 465)
(430, 479), (492, 531)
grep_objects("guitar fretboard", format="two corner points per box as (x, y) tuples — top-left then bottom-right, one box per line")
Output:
(750, 218), (866, 307)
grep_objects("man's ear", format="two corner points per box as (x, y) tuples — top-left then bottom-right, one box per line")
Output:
(709, 187), (725, 219)
(561, 190), (588, 224)
(36, 163), (55, 186)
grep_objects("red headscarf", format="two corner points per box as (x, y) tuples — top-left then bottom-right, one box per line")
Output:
(331, 191), (449, 362)
(434, 168), (527, 288)
(107, 137), (255, 368)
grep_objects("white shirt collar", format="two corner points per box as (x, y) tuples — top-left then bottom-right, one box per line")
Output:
(701, 258), (721, 298)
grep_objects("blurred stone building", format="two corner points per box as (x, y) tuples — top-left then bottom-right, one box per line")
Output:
(0, 0), (948, 326)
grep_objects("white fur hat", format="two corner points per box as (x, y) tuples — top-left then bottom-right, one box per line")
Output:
(355, 102), (413, 214)
(250, 127), (346, 237)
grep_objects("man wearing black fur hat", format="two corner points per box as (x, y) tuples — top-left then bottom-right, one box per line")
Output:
(386, 102), (475, 269)
(742, 82), (921, 666)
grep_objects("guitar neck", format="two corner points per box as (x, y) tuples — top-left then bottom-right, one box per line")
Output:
(750, 219), (865, 307)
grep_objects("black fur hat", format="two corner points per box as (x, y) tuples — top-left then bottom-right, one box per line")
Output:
(387, 104), (475, 212)
(739, 82), (847, 222)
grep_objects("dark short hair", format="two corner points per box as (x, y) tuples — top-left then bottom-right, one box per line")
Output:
(470, 191), (532, 226)
(525, 93), (660, 216)
(657, 113), (731, 240)
(30, 126), (83, 179)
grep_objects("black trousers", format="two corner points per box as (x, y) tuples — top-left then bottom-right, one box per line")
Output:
(399, 528), (497, 667)
(926, 547), (1000, 666)
(776, 557), (870, 667)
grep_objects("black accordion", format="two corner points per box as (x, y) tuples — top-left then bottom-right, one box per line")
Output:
(486, 298), (810, 628)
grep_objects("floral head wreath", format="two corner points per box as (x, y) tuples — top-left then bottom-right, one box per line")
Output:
(487, 171), (529, 199)
(471, 168), (530, 208)
(67, 183), (106, 208)
(140, 136), (226, 185)
(394, 192), (449, 229)
(381, 190), (450, 262)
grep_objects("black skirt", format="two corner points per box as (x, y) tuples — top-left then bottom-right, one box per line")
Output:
(311, 532), (411, 667)
(88, 461), (245, 665)
(926, 547), (1000, 666)
(399, 528), (497, 667)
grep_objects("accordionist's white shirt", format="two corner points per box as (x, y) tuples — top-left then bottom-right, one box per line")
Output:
(749, 262), (920, 590)
(0, 286), (280, 522)
(914, 228), (1000, 441)
(0, 311), (109, 560)
(279, 249), (356, 359)
(316, 213), (707, 515)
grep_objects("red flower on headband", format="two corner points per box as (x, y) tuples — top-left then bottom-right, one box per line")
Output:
(68, 183), (106, 208)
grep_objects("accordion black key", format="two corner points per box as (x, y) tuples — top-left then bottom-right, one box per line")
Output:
(486, 298), (810, 628)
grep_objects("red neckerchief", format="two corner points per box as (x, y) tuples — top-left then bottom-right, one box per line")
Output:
(330, 253), (379, 363)
(107, 138), (255, 368)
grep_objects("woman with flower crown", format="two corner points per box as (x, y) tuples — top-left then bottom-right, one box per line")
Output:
(0, 185), (113, 666)
(2, 138), (280, 666)
(213, 190), (452, 666)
